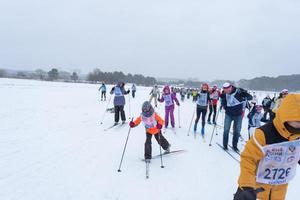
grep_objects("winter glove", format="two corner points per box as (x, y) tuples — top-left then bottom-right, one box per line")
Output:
(233, 187), (265, 200)
(127, 89), (130, 94)
(176, 102), (180, 106)
(156, 123), (162, 129)
(129, 121), (135, 128)
(233, 187), (256, 200)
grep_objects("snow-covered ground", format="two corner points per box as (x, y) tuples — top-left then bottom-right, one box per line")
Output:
(0, 78), (298, 200)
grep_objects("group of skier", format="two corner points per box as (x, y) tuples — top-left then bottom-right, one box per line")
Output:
(99, 81), (299, 200)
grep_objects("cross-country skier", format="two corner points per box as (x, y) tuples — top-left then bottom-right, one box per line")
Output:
(99, 83), (107, 101)
(194, 83), (211, 138)
(129, 101), (171, 162)
(131, 83), (137, 98)
(247, 104), (264, 137)
(234, 94), (300, 200)
(110, 82), (130, 125)
(149, 85), (160, 107)
(158, 85), (180, 128)
(208, 84), (221, 125)
(220, 82), (253, 151)
(261, 94), (272, 122)
(180, 88), (186, 102)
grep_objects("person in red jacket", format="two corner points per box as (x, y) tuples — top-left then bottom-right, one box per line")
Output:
(129, 101), (171, 162)
(208, 84), (221, 125)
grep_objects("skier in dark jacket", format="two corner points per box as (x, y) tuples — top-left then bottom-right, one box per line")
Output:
(220, 82), (253, 151)
(110, 82), (130, 125)
(261, 94), (272, 122)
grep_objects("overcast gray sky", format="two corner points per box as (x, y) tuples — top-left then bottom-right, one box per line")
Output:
(0, 0), (300, 81)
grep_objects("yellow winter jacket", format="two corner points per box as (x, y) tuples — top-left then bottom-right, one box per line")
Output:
(238, 94), (300, 200)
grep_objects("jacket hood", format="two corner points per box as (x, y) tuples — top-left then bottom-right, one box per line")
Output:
(273, 94), (300, 140)
(163, 85), (171, 94)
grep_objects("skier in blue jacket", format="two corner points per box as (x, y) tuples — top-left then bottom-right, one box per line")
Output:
(99, 83), (107, 101)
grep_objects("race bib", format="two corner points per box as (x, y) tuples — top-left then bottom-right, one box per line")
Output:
(210, 91), (219, 100)
(256, 140), (300, 185)
(164, 94), (173, 106)
(142, 113), (157, 129)
(114, 87), (123, 97)
(197, 93), (208, 106)
(226, 91), (242, 107)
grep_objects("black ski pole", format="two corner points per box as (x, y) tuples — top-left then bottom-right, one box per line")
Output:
(209, 107), (221, 146)
(187, 109), (196, 136)
(117, 118), (133, 172)
(100, 95), (112, 124)
(158, 132), (165, 168)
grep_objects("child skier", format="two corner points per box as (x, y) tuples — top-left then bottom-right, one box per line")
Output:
(158, 85), (180, 128)
(129, 101), (171, 162)
(234, 94), (300, 200)
(110, 82), (130, 125)
(247, 104), (264, 138)
(208, 84), (221, 125)
(98, 83), (107, 101)
(194, 83), (211, 138)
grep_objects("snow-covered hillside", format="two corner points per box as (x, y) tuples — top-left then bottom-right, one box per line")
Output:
(0, 78), (298, 200)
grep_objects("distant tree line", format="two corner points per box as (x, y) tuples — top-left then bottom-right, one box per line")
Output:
(1, 67), (299, 91)
(0, 68), (79, 82)
(87, 68), (156, 86)
(237, 74), (300, 92)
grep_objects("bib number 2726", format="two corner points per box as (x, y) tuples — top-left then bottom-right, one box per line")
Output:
(264, 167), (291, 180)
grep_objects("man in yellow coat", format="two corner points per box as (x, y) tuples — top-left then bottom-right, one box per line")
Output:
(234, 94), (300, 200)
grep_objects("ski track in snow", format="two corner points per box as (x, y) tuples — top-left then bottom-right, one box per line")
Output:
(0, 78), (298, 200)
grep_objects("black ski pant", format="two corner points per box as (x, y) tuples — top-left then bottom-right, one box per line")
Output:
(114, 105), (126, 123)
(145, 131), (169, 159)
(195, 106), (207, 128)
(208, 104), (217, 123)
(101, 91), (106, 100)
(132, 90), (136, 98)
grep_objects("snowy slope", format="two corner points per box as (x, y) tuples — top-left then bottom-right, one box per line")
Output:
(0, 78), (299, 200)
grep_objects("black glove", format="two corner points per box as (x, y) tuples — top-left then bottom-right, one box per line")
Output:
(127, 89), (130, 93)
(233, 187), (256, 200)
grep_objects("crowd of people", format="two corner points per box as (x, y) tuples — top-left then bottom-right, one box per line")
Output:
(99, 81), (299, 200)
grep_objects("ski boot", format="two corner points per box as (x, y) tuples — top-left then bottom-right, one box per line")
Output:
(207, 120), (212, 125)
(233, 146), (240, 153)
(201, 127), (205, 135)
(164, 144), (171, 154)
(194, 124), (197, 132)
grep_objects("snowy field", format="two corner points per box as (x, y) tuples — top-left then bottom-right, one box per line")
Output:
(0, 78), (299, 200)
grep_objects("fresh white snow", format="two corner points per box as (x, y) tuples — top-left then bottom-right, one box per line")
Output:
(0, 78), (298, 200)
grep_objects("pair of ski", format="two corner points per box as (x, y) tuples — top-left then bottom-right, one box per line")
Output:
(103, 122), (126, 131)
(142, 149), (186, 179)
(216, 143), (240, 163)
